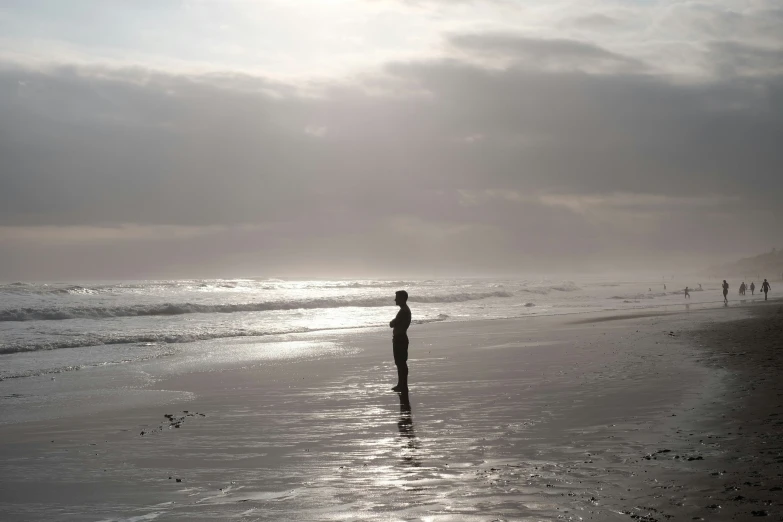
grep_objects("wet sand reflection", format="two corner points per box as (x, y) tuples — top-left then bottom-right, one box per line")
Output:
(397, 391), (420, 467)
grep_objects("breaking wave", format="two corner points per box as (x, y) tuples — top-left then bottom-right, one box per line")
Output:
(0, 292), (510, 322)
(609, 293), (664, 300)
(519, 281), (581, 294)
(0, 279), (426, 296)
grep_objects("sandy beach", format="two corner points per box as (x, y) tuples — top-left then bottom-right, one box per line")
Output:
(1, 301), (782, 521)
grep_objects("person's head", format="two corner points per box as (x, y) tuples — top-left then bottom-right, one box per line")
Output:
(395, 290), (408, 305)
(724, 280), (727, 283)
(764, 278), (768, 282)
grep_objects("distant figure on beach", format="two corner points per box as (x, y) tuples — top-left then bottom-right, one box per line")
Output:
(649, 288), (652, 292)
(722, 280), (729, 304)
(750, 282), (756, 295)
(389, 290), (412, 392)
(684, 286), (690, 299)
(698, 283), (702, 290)
(761, 279), (771, 301)
(739, 282), (746, 295)
(664, 284), (667, 290)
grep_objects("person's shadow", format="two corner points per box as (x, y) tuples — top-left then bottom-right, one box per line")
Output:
(397, 391), (420, 466)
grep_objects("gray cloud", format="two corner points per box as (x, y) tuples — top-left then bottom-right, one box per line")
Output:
(568, 14), (622, 31)
(709, 41), (783, 78)
(658, 4), (783, 45)
(448, 33), (647, 73)
(1, 20), (782, 277)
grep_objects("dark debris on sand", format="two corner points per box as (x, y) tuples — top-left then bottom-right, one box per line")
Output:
(139, 410), (206, 436)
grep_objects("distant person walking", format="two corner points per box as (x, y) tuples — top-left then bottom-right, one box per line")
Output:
(389, 290), (412, 392)
(698, 283), (703, 290)
(750, 282), (755, 295)
(684, 286), (690, 299)
(739, 282), (746, 295)
(761, 279), (772, 301)
(664, 284), (667, 290)
(722, 280), (729, 304)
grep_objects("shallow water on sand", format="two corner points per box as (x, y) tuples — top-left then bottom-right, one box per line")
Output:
(0, 312), (728, 521)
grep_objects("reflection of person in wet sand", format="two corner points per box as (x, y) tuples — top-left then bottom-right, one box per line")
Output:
(761, 279), (772, 301)
(397, 391), (419, 466)
(684, 286), (690, 299)
(722, 280), (729, 304)
(390, 290), (411, 392)
(398, 392), (414, 439)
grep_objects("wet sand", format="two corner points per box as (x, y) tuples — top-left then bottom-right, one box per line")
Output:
(1, 302), (781, 521)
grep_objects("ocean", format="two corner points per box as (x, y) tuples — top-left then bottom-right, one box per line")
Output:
(0, 276), (720, 383)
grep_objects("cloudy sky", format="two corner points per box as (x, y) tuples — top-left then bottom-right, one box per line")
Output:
(1, 0), (781, 279)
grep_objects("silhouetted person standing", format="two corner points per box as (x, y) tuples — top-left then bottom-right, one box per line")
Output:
(390, 290), (411, 392)
(750, 282), (755, 295)
(739, 282), (746, 295)
(761, 279), (771, 301)
(684, 286), (690, 298)
(722, 280), (729, 304)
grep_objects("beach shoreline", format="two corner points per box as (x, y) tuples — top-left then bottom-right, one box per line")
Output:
(0, 301), (781, 520)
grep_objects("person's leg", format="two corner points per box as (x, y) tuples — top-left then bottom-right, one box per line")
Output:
(392, 339), (409, 390)
(392, 362), (408, 391)
(392, 343), (401, 388)
(392, 346), (406, 390)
